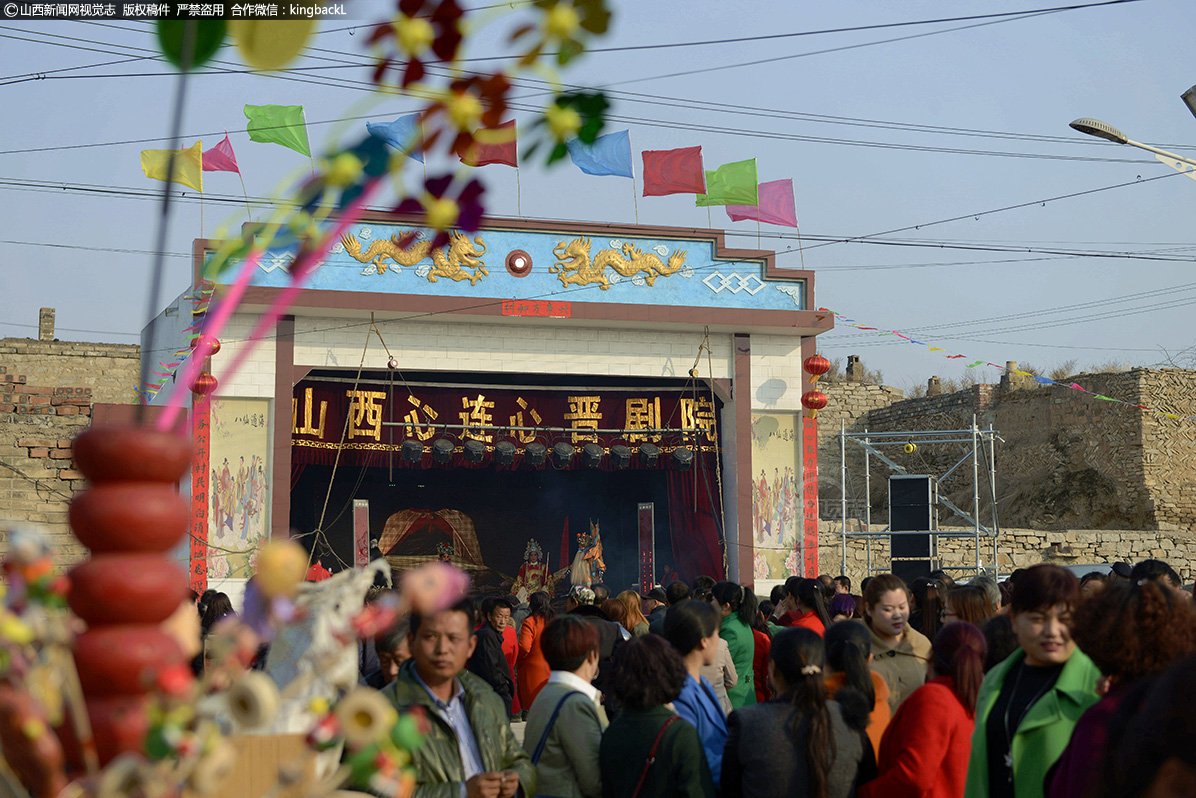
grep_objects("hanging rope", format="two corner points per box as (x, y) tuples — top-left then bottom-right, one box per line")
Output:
(311, 320), (377, 569)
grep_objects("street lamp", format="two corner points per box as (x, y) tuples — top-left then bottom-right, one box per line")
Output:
(1070, 117), (1196, 168)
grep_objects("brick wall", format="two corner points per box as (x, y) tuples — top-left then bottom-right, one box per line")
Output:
(0, 337), (140, 405)
(0, 367), (94, 563)
(0, 333), (140, 565)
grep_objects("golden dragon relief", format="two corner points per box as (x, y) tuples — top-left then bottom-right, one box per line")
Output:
(339, 231), (489, 285)
(549, 237), (688, 290)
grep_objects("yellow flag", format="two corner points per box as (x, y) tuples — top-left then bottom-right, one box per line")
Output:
(140, 141), (203, 192)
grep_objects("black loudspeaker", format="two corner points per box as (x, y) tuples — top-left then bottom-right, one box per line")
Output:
(890, 475), (934, 580)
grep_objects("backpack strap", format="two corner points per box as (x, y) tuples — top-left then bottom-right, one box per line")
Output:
(530, 691), (583, 765)
(630, 715), (681, 798)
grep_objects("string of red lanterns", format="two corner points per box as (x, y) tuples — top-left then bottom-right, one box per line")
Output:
(801, 354), (830, 419)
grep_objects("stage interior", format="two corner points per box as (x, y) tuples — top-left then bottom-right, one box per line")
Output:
(292, 463), (682, 594)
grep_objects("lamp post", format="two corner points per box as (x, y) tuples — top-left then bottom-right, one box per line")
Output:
(1070, 117), (1196, 171)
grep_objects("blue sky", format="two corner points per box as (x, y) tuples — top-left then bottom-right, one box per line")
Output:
(1, 0), (1194, 393)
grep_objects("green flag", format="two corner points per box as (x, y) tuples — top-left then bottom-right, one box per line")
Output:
(695, 159), (758, 206)
(244, 104), (310, 156)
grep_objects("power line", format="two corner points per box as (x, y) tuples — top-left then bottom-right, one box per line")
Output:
(312, 0), (1142, 53)
(774, 171), (1184, 256)
(835, 280), (1196, 337)
(3, 6), (1185, 164)
(2, 176), (1195, 267)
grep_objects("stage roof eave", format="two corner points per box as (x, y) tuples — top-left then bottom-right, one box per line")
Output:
(233, 287), (835, 338)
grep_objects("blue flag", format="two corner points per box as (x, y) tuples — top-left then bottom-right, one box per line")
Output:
(567, 129), (633, 178)
(366, 113), (424, 163)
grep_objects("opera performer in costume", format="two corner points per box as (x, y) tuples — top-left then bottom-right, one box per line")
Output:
(512, 539), (568, 603)
(570, 521), (605, 588)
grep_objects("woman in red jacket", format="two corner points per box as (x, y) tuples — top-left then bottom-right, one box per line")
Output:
(859, 621), (986, 798)
(517, 590), (555, 712)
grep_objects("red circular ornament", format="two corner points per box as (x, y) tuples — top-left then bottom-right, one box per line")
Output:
(801, 390), (828, 411)
(73, 427), (192, 483)
(191, 371), (218, 395)
(803, 354), (830, 376)
(70, 484), (190, 553)
(69, 554), (188, 625)
(74, 626), (185, 697)
(505, 249), (532, 277)
(191, 336), (221, 358)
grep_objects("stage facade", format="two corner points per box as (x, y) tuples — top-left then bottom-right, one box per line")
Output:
(154, 213), (832, 599)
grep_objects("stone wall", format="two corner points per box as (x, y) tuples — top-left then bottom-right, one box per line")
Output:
(817, 523), (1196, 586)
(994, 371), (1147, 531)
(1138, 369), (1196, 529)
(813, 366), (1196, 535)
(814, 382), (905, 520)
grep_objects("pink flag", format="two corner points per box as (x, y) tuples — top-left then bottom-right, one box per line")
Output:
(725, 179), (798, 227)
(202, 133), (240, 174)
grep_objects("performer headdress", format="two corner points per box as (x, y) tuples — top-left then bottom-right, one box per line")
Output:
(524, 539), (542, 559)
(435, 541), (455, 558)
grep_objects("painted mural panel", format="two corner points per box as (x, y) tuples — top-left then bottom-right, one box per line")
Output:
(751, 412), (802, 580)
(208, 398), (271, 580)
(218, 222), (807, 311)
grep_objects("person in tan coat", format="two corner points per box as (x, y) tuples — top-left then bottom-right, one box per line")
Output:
(863, 574), (932, 711)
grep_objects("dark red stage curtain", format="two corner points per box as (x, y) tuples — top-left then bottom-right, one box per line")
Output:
(666, 467), (725, 582)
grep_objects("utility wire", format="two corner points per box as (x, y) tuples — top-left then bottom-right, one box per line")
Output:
(3, 177), (1196, 266)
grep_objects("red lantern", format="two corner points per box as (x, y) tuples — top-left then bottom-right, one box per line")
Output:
(803, 354), (831, 384)
(190, 371), (218, 396)
(801, 389), (828, 419)
(190, 336), (221, 358)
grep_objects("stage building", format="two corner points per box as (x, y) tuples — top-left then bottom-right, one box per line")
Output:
(149, 213), (832, 601)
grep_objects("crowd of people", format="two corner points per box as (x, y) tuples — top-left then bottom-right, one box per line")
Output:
(351, 559), (1196, 798)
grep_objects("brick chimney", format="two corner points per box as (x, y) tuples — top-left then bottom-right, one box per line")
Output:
(927, 376), (942, 396)
(38, 308), (55, 342)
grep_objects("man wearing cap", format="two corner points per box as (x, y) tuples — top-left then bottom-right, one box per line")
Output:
(467, 595), (516, 717)
(642, 586), (668, 630)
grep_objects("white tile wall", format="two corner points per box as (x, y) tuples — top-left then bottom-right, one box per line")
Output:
(292, 316), (736, 381)
(212, 317), (277, 398)
(750, 334), (809, 412)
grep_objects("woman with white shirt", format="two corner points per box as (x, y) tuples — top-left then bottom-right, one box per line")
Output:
(524, 615), (608, 798)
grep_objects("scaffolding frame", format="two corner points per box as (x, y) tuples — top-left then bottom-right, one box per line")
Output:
(837, 416), (1002, 580)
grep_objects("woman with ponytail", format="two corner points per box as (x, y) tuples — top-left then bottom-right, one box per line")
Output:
(778, 577), (832, 636)
(722, 627), (872, 798)
(710, 581), (757, 709)
(825, 620), (892, 757)
(859, 622), (987, 798)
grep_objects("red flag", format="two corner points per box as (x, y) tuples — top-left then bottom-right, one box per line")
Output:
(641, 146), (705, 196)
(202, 133), (240, 174)
(459, 120), (518, 167)
(560, 516), (570, 573)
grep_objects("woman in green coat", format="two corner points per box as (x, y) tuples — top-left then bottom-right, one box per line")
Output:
(963, 565), (1101, 798)
(710, 581), (757, 709)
